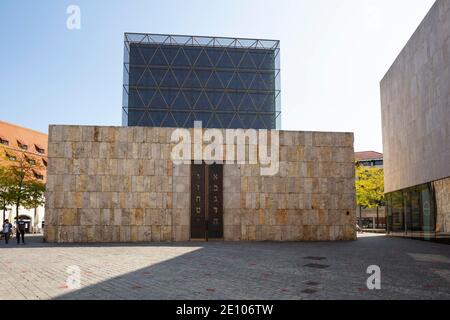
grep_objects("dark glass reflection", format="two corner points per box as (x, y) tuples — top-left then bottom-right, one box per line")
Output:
(124, 41), (280, 129)
(385, 184), (436, 240)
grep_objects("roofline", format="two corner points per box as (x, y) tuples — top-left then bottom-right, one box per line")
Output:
(124, 32), (280, 44)
(380, 0), (437, 84)
(355, 151), (383, 155)
(0, 120), (48, 137)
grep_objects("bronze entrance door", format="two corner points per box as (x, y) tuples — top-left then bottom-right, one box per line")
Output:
(190, 162), (223, 240)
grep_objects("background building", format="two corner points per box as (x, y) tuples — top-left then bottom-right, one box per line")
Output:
(0, 120), (47, 233)
(122, 33), (281, 129)
(355, 151), (383, 169)
(381, 0), (450, 241)
(355, 151), (385, 229)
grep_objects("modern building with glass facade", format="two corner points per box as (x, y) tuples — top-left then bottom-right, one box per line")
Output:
(122, 33), (281, 130)
(381, 0), (450, 242)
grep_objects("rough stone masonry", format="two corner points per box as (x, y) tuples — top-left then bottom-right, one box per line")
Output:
(44, 126), (356, 243)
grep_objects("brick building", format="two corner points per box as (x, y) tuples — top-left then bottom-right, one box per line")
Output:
(0, 120), (48, 232)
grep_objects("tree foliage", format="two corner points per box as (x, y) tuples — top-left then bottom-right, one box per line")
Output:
(0, 149), (46, 221)
(355, 165), (385, 209)
(0, 167), (14, 213)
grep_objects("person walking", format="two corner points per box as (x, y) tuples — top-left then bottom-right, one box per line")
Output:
(16, 217), (26, 244)
(2, 219), (13, 244)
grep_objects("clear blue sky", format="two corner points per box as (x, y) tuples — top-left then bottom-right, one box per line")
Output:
(0, 0), (435, 151)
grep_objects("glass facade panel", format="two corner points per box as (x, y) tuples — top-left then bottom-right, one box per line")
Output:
(122, 33), (281, 129)
(386, 183), (437, 240)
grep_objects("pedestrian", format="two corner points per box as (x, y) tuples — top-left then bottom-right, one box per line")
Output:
(2, 219), (13, 244)
(16, 217), (26, 245)
(356, 223), (363, 234)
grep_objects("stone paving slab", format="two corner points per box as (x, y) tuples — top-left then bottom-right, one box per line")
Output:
(0, 234), (449, 300)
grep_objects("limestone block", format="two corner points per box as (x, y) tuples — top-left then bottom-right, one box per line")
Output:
(275, 209), (288, 225)
(137, 226), (152, 241)
(305, 147), (319, 162)
(86, 226), (96, 243)
(58, 226), (69, 243)
(304, 210), (319, 225)
(162, 226), (172, 241)
(232, 225), (241, 241)
(89, 142), (101, 159)
(45, 208), (58, 225)
(63, 126), (82, 142)
(99, 127), (116, 143)
(306, 162), (319, 178)
(303, 225), (318, 241)
(173, 164), (190, 177)
(44, 225), (55, 242)
(317, 226), (330, 241)
(102, 226), (113, 242)
(173, 193), (188, 209)
(120, 226), (131, 242)
(80, 127), (94, 142)
(60, 208), (76, 226)
(73, 226), (81, 243)
(272, 226), (282, 241)
(287, 211), (302, 226)
(49, 126), (63, 143)
(73, 142), (91, 159)
(113, 209), (122, 226)
(339, 163), (355, 178)
(313, 132), (333, 147)
(130, 226), (138, 242)
(151, 225), (161, 241)
(115, 127), (127, 143)
(339, 194), (356, 210)
(173, 176), (189, 193)
(223, 175), (240, 192)
(53, 158), (66, 175)
(101, 209), (112, 226)
(343, 225), (356, 240)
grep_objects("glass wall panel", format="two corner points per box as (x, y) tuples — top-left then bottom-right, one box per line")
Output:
(386, 183), (436, 240)
(411, 190), (422, 231)
(391, 191), (404, 232)
(421, 188), (434, 232)
(403, 191), (412, 232)
(123, 34), (281, 129)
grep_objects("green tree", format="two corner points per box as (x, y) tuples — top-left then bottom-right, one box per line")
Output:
(22, 180), (46, 211)
(0, 167), (14, 222)
(355, 165), (385, 209)
(5, 152), (46, 222)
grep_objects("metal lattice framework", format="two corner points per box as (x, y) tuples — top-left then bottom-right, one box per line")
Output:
(123, 33), (281, 129)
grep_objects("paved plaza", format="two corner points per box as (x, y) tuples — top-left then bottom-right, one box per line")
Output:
(0, 234), (449, 300)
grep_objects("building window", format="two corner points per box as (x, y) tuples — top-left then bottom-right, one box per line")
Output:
(35, 145), (45, 154)
(17, 140), (28, 151)
(6, 153), (16, 161)
(0, 138), (9, 146)
(374, 160), (383, 166)
(33, 171), (44, 180)
(25, 156), (36, 165)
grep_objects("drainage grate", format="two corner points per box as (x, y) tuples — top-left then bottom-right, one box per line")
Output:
(304, 263), (330, 269)
(304, 256), (327, 261)
(301, 288), (318, 294)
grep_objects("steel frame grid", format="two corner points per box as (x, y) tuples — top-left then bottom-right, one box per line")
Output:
(122, 33), (281, 129)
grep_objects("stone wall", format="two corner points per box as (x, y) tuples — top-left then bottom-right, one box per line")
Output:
(45, 125), (356, 243)
(433, 177), (450, 234)
(381, 0), (450, 193)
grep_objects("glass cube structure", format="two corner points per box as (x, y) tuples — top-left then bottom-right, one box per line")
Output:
(122, 33), (281, 129)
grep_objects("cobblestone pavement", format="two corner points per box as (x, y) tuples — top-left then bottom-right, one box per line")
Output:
(0, 234), (449, 300)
